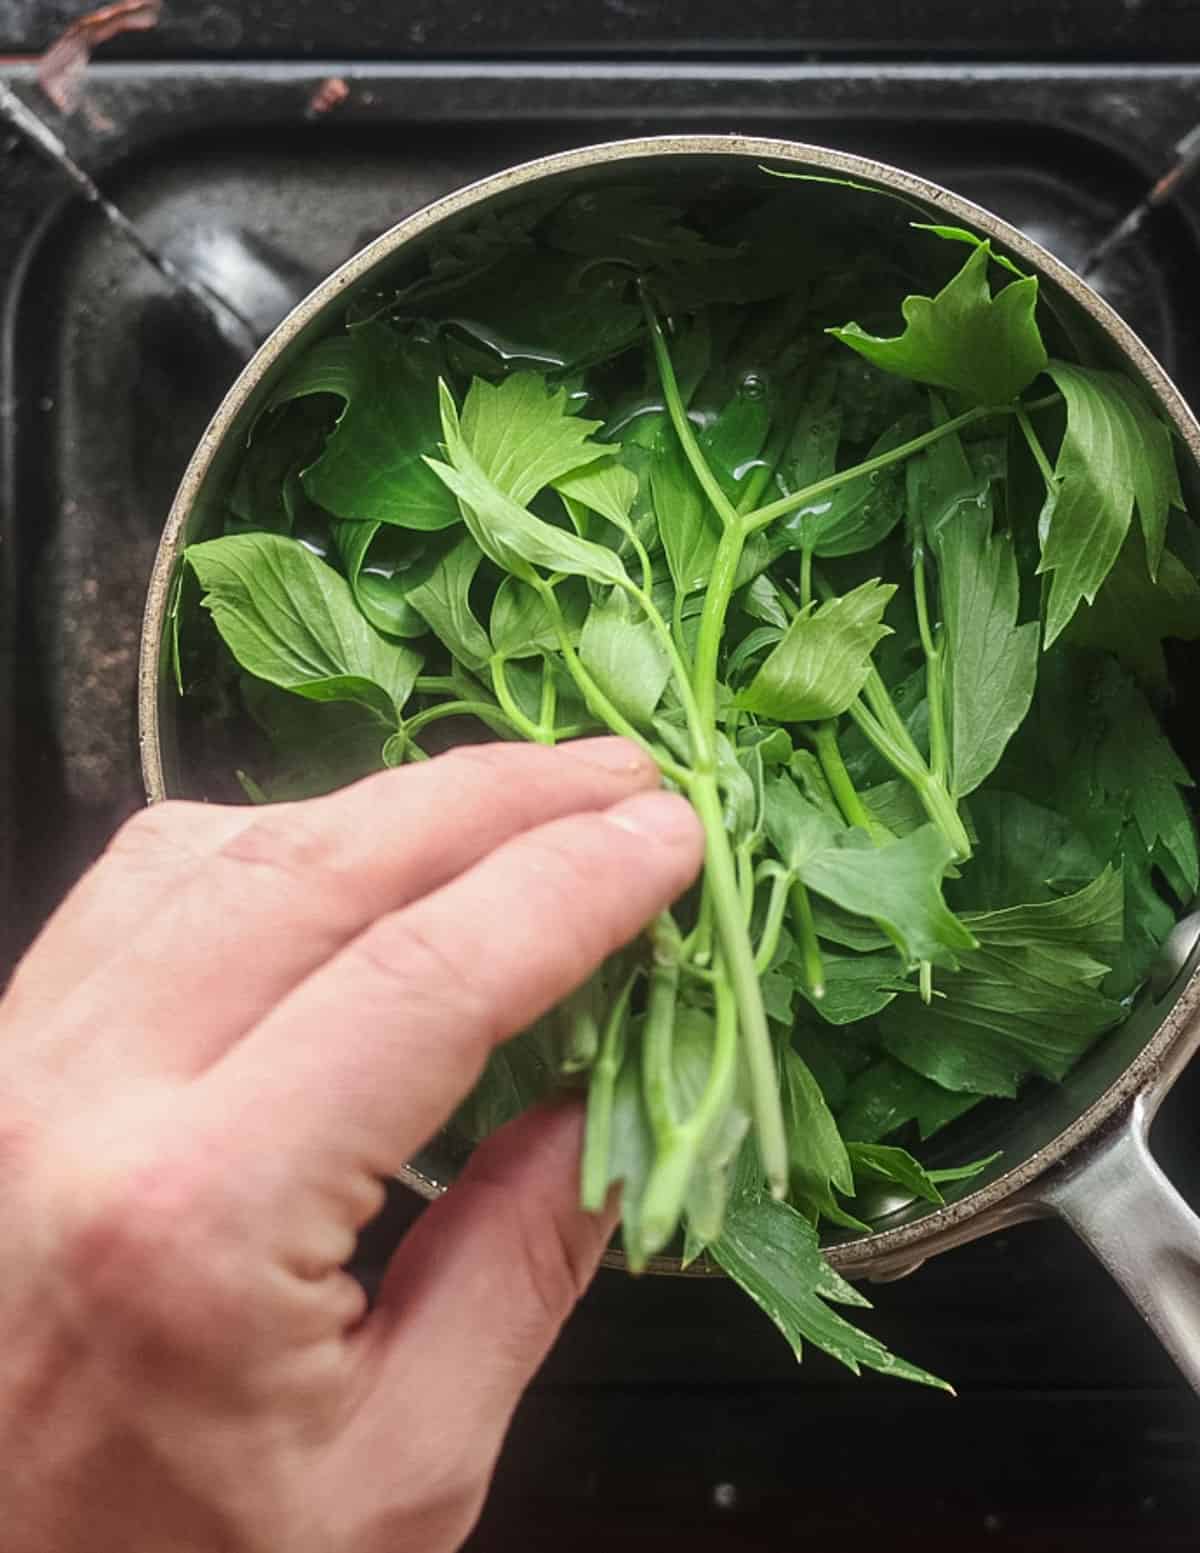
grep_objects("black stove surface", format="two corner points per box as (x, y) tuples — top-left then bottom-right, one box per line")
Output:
(3, 32), (1200, 1553)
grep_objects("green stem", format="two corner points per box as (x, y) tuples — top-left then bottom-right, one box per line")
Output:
(683, 877), (714, 966)
(789, 879), (826, 1001)
(532, 581), (694, 788)
(693, 518), (749, 741)
(642, 934), (681, 1149)
(800, 546), (814, 610)
(643, 291), (740, 531)
(691, 772), (789, 1197)
(641, 951), (740, 1253)
(736, 840), (756, 924)
(402, 698), (521, 742)
(913, 550), (949, 788)
(625, 582), (708, 754)
(538, 661), (557, 737)
(845, 698), (970, 859)
(742, 392), (1062, 536)
(754, 865), (792, 974)
(490, 657), (549, 743)
(580, 969), (636, 1213)
(1017, 402), (1057, 489)
(813, 723), (884, 838)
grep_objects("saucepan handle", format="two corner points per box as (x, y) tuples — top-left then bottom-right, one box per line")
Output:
(1034, 1092), (1200, 1394)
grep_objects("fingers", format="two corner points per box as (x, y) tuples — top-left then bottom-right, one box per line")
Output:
(2, 802), (255, 1024)
(204, 789), (703, 1178)
(346, 1104), (618, 1531)
(26, 739), (660, 1083)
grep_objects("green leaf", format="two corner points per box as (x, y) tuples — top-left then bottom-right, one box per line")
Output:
(185, 533), (421, 724)
(880, 937), (1122, 1097)
(578, 588), (672, 727)
(426, 251), (645, 372)
(793, 949), (908, 1025)
(555, 458), (641, 544)
(800, 825), (976, 970)
(545, 185), (742, 289)
(403, 531), (493, 673)
(766, 778), (973, 968)
(334, 522), (446, 639)
(908, 223), (1029, 279)
(934, 497), (1039, 796)
(738, 579), (896, 722)
(240, 676), (391, 801)
(846, 1142), (946, 1206)
(830, 242), (1047, 407)
(1106, 375), (1185, 579)
(281, 324), (461, 531)
(953, 790), (1103, 910)
(963, 865), (1123, 953)
(458, 372), (614, 507)
(780, 1045), (855, 1217)
(229, 399), (334, 535)
(1037, 361), (1161, 645)
(1064, 527), (1200, 696)
(489, 575), (586, 660)
(710, 1185), (952, 1390)
(648, 424), (721, 597)
(782, 417), (914, 560)
(837, 1056), (983, 1144)
(879, 871), (1125, 1098)
(428, 381), (631, 589)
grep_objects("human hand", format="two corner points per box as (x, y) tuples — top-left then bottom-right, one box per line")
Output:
(0, 739), (702, 1553)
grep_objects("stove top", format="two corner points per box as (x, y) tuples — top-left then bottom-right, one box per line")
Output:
(2, 35), (1200, 1553)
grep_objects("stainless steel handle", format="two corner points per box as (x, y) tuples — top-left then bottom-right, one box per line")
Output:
(1035, 1092), (1200, 1394)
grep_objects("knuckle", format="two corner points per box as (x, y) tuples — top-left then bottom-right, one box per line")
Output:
(105, 800), (195, 862)
(52, 1142), (237, 1338)
(217, 809), (347, 897)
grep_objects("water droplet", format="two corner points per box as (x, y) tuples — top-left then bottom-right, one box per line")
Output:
(739, 371), (767, 401)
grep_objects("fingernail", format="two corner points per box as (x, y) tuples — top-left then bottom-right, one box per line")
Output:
(605, 791), (703, 849)
(562, 736), (656, 780)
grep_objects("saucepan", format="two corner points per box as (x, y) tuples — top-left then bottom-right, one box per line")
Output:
(137, 135), (1200, 1391)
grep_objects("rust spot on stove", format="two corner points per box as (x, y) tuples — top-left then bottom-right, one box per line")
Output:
(37, 0), (163, 116)
(305, 77), (351, 120)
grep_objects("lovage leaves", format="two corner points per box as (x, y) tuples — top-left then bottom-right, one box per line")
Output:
(185, 533), (422, 724)
(830, 241), (1048, 407)
(427, 380), (631, 589)
(1037, 362), (1184, 645)
(933, 497), (1039, 796)
(738, 579), (896, 722)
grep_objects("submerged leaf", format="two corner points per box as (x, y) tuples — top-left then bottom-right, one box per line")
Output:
(278, 324), (461, 531)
